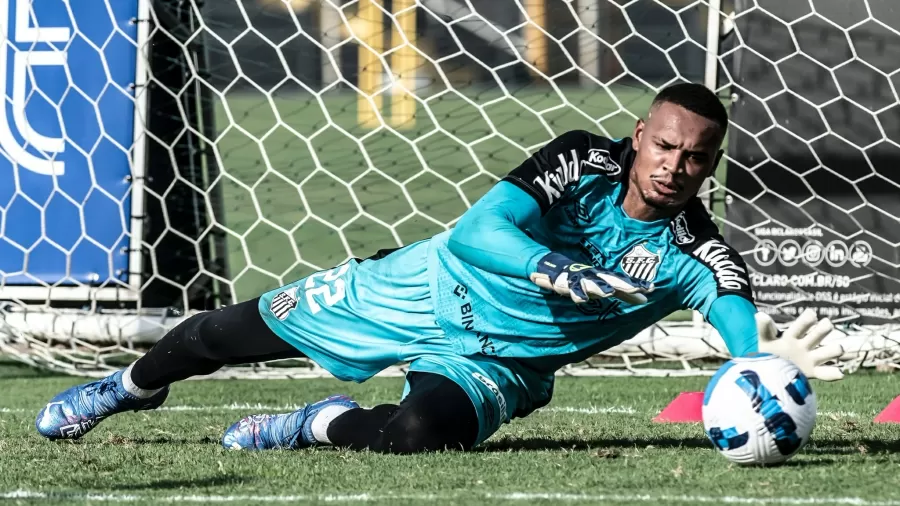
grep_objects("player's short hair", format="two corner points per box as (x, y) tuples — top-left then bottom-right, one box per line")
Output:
(651, 83), (728, 134)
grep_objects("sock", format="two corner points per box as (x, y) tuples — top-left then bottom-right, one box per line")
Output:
(121, 362), (165, 399)
(310, 404), (354, 444)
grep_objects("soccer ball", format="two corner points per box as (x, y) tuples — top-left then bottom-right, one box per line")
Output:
(702, 353), (817, 465)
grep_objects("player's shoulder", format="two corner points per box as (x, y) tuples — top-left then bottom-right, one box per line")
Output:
(668, 198), (753, 300)
(544, 129), (634, 179)
(501, 130), (634, 212)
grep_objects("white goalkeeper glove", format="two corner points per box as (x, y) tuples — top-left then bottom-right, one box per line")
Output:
(530, 252), (654, 305)
(756, 309), (844, 381)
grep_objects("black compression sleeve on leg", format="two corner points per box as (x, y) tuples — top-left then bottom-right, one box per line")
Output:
(130, 298), (303, 389)
(326, 372), (479, 453)
(324, 404), (399, 449)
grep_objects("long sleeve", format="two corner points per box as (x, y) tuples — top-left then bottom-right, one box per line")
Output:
(707, 295), (759, 357)
(447, 181), (551, 279)
(447, 129), (628, 279)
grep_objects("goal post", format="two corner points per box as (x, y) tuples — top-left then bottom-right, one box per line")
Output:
(1, 0), (898, 378)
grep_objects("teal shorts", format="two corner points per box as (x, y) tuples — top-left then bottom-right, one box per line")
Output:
(258, 240), (550, 445)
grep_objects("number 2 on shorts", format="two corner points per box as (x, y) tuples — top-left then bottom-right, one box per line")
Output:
(304, 263), (350, 314)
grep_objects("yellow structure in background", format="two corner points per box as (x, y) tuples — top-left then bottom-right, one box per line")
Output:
(357, 0), (383, 128)
(524, 0), (548, 74)
(390, 0), (417, 128)
(355, 0), (417, 128)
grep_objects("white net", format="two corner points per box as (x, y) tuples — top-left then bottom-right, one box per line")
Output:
(1, 0), (899, 378)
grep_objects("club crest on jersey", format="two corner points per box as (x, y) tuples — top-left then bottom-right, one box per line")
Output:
(582, 148), (621, 176)
(270, 287), (299, 320)
(671, 211), (695, 245)
(620, 244), (661, 282)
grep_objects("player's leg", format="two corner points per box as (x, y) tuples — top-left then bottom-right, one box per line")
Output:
(222, 371), (478, 453)
(222, 353), (536, 453)
(327, 371), (479, 453)
(128, 297), (302, 389)
(35, 297), (304, 440)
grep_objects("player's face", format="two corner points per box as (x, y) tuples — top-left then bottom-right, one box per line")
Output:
(630, 102), (724, 211)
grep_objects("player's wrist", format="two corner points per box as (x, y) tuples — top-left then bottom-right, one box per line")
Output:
(530, 252), (572, 292)
(534, 252), (575, 276)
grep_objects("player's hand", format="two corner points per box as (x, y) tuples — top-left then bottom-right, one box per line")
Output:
(756, 309), (844, 381)
(530, 252), (653, 305)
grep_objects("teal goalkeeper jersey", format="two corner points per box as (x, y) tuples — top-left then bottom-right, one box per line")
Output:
(426, 130), (755, 374)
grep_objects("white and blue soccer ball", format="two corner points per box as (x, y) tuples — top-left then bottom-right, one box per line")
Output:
(702, 353), (817, 466)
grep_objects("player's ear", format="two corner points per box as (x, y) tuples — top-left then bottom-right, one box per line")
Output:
(633, 119), (645, 149)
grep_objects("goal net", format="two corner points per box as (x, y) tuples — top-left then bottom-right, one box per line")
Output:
(1, 0), (898, 378)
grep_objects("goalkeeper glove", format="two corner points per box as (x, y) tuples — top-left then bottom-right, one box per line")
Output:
(530, 252), (653, 305)
(756, 309), (844, 381)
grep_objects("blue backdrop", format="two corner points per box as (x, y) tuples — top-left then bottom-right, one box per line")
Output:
(0, 0), (138, 286)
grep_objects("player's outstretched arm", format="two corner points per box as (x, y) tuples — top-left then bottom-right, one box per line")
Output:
(449, 181), (653, 304)
(448, 181), (550, 279)
(706, 296), (843, 381)
(707, 295), (759, 357)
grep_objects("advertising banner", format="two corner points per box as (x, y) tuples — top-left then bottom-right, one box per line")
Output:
(0, 0), (139, 286)
(725, 0), (900, 324)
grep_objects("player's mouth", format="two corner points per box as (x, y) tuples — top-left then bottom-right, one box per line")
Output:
(650, 178), (680, 196)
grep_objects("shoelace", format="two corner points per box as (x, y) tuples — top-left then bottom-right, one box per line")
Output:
(265, 406), (310, 449)
(81, 377), (124, 415)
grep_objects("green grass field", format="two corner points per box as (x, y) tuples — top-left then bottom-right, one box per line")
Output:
(3, 360), (900, 505)
(211, 85), (731, 301)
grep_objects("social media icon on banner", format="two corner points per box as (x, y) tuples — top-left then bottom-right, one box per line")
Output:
(802, 240), (824, 267)
(825, 241), (849, 268)
(848, 241), (872, 268)
(754, 239), (778, 267)
(778, 239), (801, 267)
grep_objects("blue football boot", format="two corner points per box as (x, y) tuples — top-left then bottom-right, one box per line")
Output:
(35, 369), (169, 440)
(222, 395), (359, 450)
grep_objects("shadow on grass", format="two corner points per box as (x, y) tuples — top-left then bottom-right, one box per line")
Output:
(60, 435), (223, 447)
(807, 438), (900, 455)
(480, 436), (712, 452)
(114, 474), (251, 490)
(478, 436), (860, 464)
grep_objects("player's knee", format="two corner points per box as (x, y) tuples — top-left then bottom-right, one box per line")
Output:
(376, 409), (471, 454)
(174, 310), (229, 361)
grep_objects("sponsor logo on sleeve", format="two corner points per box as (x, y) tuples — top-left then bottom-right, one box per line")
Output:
(532, 149), (581, 206)
(692, 239), (750, 292)
(582, 148), (622, 176)
(670, 211), (695, 245)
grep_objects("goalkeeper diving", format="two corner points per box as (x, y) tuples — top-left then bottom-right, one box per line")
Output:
(35, 83), (843, 452)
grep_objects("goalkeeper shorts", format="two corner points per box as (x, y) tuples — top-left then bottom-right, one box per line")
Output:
(257, 239), (550, 445)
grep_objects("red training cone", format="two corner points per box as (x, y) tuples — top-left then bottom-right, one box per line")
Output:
(874, 395), (900, 423)
(652, 391), (704, 423)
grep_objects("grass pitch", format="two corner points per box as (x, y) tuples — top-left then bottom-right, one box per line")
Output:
(3, 361), (900, 505)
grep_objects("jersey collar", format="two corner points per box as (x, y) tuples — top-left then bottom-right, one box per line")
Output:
(611, 184), (671, 234)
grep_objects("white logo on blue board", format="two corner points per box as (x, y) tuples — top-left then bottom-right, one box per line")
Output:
(0, 0), (70, 176)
